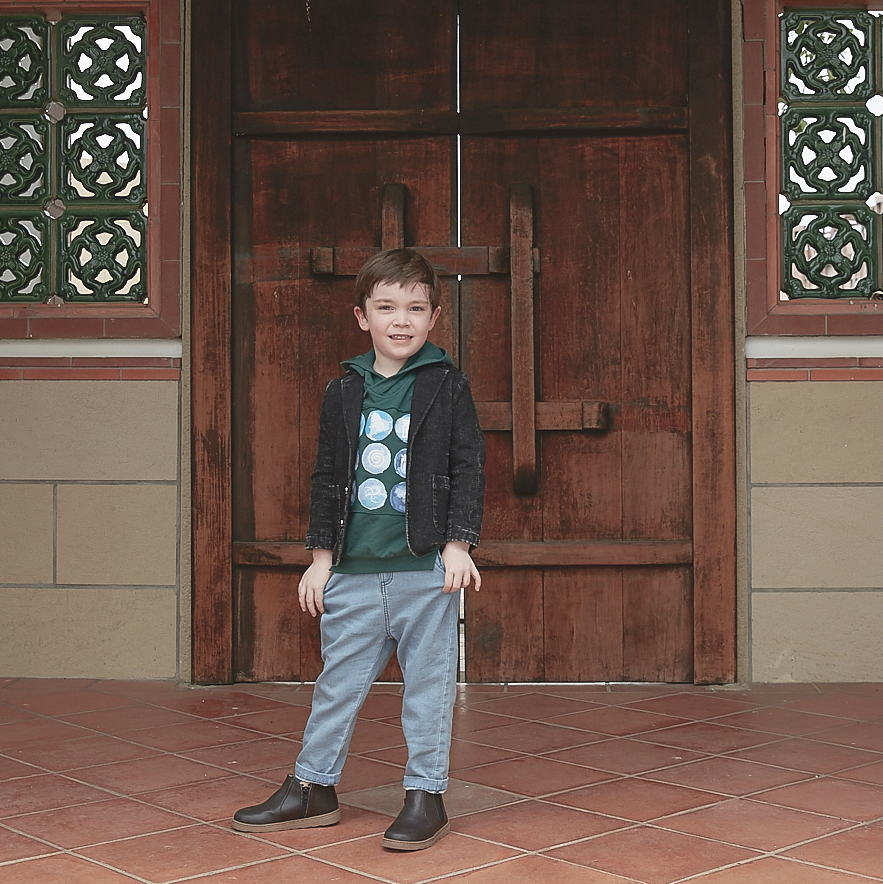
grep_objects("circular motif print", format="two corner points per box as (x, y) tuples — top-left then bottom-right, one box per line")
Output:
(390, 482), (407, 513)
(358, 478), (386, 509)
(394, 449), (407, 478)
(362, 443), (391, 475)
(395, 414), (410, 442)
(365, 410), (394, 440)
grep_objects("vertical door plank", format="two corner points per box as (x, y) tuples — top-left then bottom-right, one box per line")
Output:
(466, 570), (544, 682)
(508, 184), (537, 495)
(688, 0), (736, 683)
(544, 568), (623, 681)
(617, 132), (693, 668)
(616, 1), (688, 106)
(535, 138), (623, 545)
(191, 0), (233, 684)
(233, 281), (301, 541)
(623, 566), (693, 682)
(231, 138), (257, 542)
(460, 1), (687, 110)
(619, 134), (692, 543)
(232, 0), (456, 113)
(460, 138), (544, 541)
(234, 568), (302, 682)
(460, 137), (544, 681)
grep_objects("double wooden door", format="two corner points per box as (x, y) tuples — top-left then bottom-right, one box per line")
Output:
(191, 0), (736, 684)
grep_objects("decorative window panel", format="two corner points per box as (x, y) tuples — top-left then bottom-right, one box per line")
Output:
(778, 10), (883, 300)
(0, 13), (147, 302)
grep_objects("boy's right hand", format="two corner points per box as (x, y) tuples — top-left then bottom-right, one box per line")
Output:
(298, 550), (333, 617)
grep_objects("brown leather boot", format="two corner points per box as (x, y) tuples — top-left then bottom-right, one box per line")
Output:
(232, 775), (340, 832)
(382, 789), (450, 850)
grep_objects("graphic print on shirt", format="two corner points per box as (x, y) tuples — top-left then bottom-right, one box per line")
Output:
(352, 409), (410, 515)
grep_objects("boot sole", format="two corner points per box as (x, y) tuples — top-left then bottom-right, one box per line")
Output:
(231, 808), (341, 833)
(382, 821), (450, 851)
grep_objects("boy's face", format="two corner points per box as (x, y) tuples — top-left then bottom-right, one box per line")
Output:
(354, 280), (441, 376)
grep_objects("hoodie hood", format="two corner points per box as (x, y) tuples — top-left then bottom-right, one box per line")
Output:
(342, 341), (453, 379)
(341, 341), (453, 425)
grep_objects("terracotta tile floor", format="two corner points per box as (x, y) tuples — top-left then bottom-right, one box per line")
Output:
(2, 679), (883, 883)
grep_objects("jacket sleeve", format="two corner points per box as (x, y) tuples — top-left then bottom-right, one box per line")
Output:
(445, 373), (486, 547)
(305, 380), (340, 552)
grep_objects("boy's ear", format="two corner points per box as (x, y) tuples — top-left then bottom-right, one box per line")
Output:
(428, 305), (442, 330)
(354, 305), (370, 330)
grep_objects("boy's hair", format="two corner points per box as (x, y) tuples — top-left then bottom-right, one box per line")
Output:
(354, 248), (442, 312)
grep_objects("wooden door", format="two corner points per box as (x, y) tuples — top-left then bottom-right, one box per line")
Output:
(190, 0), (736, 684)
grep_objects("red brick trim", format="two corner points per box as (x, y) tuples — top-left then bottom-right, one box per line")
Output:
(0, 0), (182, 339)
(743, 0), (883, 336)
(748, 358), (883, 380)
(0, 358), (181, 380)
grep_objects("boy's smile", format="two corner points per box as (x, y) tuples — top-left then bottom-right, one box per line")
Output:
(354, 280), (441, 376)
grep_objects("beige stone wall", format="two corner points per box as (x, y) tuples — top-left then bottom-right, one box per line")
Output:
(748, 381), (883, 682)
(0, 381), (181, 679)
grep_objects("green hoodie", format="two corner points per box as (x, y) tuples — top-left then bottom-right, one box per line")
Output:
(334, 341), (454, 574)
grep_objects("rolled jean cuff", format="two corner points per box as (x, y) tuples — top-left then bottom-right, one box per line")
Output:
(294, 763), (340, 787)
(403, 775), (447, 793)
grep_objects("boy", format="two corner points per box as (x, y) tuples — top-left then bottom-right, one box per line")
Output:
(232, 248), (485, 850)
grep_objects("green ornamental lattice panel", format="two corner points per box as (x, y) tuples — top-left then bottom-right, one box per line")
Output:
(58, 17), (146, 108)
(0, 17), (49, 107)
(0, 116), (49, 203)
(781, 11), (875, 102)
(779, 10), (883, 300)
(781, 108), (875, 202)
(0, 12), (147, 303)
(782, 204), (877, 299)
(61, 114), (145, 204)
(60, 210), (145, 301)
(0, 213), (49, 301)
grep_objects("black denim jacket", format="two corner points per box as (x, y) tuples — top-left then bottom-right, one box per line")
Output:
(306, 363), (485, 565)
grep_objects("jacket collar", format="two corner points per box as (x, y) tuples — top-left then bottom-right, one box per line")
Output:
(410, 364), (450, 441)
(340, 372), (364, 455)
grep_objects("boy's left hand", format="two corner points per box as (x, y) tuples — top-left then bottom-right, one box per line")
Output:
(441, 541), (481, 594)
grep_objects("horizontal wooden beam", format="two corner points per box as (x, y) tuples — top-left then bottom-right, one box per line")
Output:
(474, 401), (690, 433)
(476, 400), (609, 431)
(310, 246), (539, 277)
(475, 541), (693, 567)
(232, 107), (689, 136)
(233, 540), (693, 568)
(461, 106), (689, 133)
(234, 543), (312, 567)
(233, 110), (459, 135)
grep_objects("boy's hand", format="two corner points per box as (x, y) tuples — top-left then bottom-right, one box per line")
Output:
(441, 541), (481, 594)
(299, 549), (333, 617)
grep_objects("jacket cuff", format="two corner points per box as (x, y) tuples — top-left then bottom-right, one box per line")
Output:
(306, 534), (335, 551)
(446, 528), (481, 548)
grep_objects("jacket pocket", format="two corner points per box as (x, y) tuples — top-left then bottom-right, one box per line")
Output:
(431, 474), (450, 534)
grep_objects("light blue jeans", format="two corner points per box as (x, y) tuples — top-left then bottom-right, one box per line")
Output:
(294, 557), (459, 793)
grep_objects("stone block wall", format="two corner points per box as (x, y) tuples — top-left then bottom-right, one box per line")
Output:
(0, 381), (181, 679)
(748, 381), (883, 681)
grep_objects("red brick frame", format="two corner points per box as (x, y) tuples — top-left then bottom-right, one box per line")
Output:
(743, 0), (883, 337)
(0, 0), (182, 340)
